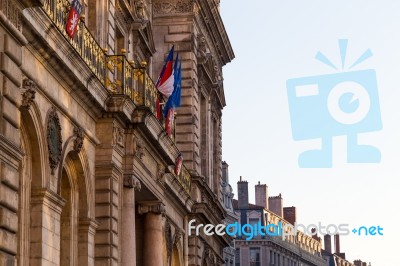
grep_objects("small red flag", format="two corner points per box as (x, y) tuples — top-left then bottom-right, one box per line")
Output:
(175, 154), (183, 176)
(66, 0), (83, 38)
(165, 108), (174, 136)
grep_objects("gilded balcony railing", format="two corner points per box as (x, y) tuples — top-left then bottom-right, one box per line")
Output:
(105, 55), (158, 114)
(42, 0), (105, 83)
(41, 0), (175, 135)
(178, 165), (191, 194)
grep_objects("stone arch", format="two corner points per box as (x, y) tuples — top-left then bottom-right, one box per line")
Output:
(57, 133), (95, 266)
(20, 102), (48, 188)
(18, 102), (48, 266)
(57, 133), (93, 219)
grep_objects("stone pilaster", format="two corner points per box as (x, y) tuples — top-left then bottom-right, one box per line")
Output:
(95, 118), (125, 265)
(138, 202), (165, 266)
(0, 11), (25, 265)
(78, 218), (99, 266)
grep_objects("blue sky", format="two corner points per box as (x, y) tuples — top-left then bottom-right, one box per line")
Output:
(220, 1), (400, 264)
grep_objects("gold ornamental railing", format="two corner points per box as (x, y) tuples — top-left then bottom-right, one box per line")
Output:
(43, 0), (106, 82)
(41, 0), (158, 114)
(178, 166), (191, 194)
(105, 55), (158, 114)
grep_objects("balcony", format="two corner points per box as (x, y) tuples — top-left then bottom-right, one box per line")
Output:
(40, 0), (188, 192)
(42, 0), (158, 116)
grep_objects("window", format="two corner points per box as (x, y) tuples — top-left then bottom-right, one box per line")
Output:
(250, 248), (260, 266)
(235, 249), (240, 266)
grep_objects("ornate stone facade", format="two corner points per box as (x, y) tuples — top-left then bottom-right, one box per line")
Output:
(0, 0), (233, 265)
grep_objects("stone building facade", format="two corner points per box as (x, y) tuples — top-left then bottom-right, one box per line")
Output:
(0, 0), (234, 265)
(233, 179), (326, 266)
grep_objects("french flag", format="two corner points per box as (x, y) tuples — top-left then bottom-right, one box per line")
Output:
(156, 46), (175, 97)
(164, 59), (181, 136)
(66, 0), (83, 38)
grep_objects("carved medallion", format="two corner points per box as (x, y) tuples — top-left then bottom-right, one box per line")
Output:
(47, 107), (62, 174)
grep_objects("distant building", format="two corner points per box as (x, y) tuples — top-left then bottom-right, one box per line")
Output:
(222, 162), (239, 265)
(322, 234), (370, 266)
(233, 178), (326, 266)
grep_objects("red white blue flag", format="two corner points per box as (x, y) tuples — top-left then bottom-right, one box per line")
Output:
(156, 46), (175, 98)
(164, 59), (182, 136)
(66, 0), (83, 38)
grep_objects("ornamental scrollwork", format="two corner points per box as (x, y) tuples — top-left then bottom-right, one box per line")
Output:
(21, 78), (37, 109)
(153, 0), (193, 15)
(73, 126), (84, 153)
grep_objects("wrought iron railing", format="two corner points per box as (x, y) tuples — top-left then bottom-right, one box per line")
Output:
(178, 165), (191, 194)
(105, 55), (158, 114)
(43, 0), (106, 83)
(41, 0), (159, 114)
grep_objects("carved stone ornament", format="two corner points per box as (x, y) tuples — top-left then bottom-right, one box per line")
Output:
(113, 126), (125, 148)
(21, 78), (37, 109)
(165, 221), (173, 258)
(123, 175), (141, 190)
(134, 0), (146, 19)
(153, 0), (193, 15)
(47, 107), (62, 175)
(138, 202), (166, 215)
(157, 163), (165, 184)
(203, 246), (216, 266)
(135, 138), (145, 160)
(73, 126), (84, 153)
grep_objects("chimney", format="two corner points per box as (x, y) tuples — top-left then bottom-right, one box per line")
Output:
(324, 234), (332, 253)
(354, 260), (365, 266)
(237, 176), (248, 209)
(283, 206), (296, 225)
(222, 161), (229, 184)
(268, 194), (283, 217)
(255, 182), (268, 209)
(311, 228), (320, 241)
(334, 234), (340, 254)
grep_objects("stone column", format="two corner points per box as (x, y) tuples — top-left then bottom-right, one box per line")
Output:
(121, 175), (141, 266)
(138, 202), (165, 266)
(30, 188), (65, 265)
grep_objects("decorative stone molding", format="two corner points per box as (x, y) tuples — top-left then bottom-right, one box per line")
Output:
(113, 126), (125, 148)
(47, 107), (62, 175)
(73, 126), (84, 153)
(165, 220), (173, 258)
(21, 78), (37, 109)
(157, 163), (165, 184)
(203, 245), (217, 266)
(173, 229), (182, 246)
(138, 202), (165, 215)
(197, 34), (211, 63)
(123, 175), (141, 190)
(134, 138), (145, 160)
(153, 0), (194, 15)
(165, 220), (183, 259)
